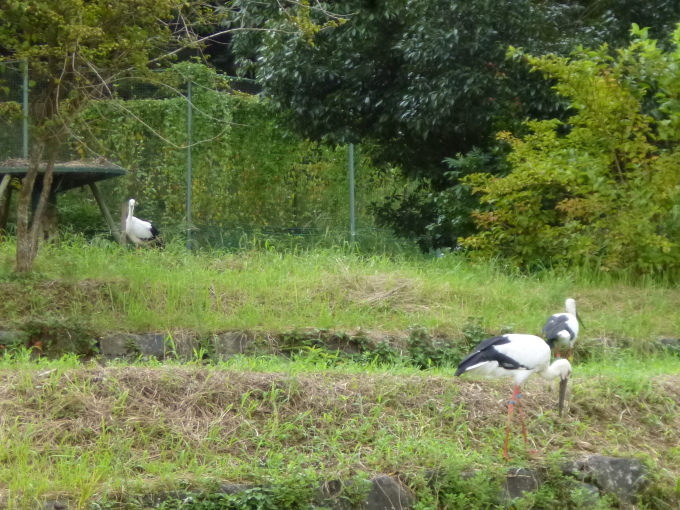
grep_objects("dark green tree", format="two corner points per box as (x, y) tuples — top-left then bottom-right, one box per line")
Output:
(227, 0), (680, 251)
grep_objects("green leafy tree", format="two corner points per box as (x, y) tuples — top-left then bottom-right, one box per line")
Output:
(0, 0), (223, 271)
(73, 64), (402, 235)
(461, 25), (680, 272)
(227, 0), (680, 251)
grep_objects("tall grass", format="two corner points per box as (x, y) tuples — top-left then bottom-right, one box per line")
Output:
(0, 236), (678, 348)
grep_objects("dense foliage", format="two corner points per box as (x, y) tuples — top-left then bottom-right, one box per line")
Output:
(462, 26), (680, 272)
(227, 0), (680, 252)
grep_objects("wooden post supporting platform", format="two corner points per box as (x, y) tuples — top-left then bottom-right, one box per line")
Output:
(0, 174), (11, 199)
(120, 201), (128, 245)
(0, 175), (12, 236)
(89, 182), (123, 244)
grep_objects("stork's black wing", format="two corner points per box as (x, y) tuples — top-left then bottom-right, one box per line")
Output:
(455, 335), (514, 376)
(542, 314), (574, 340)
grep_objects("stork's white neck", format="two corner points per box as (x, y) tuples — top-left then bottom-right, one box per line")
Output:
(128, 201), (134, 219)
(539, 359), (572, 381)
(565, 298), (576, 316)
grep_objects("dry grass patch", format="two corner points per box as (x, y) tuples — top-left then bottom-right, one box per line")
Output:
(0, 361), (678, 507)
(324, 272), (434, 313)
(1, 366), (678, 471)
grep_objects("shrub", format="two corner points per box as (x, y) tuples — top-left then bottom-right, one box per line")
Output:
(462, 25), (680, 273)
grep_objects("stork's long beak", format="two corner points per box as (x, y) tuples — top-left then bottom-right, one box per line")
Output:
(558, 378), (569, 417)
(576, 311), (585, 329)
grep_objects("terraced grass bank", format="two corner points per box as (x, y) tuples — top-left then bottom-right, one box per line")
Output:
(0, 239), (678, 349)
(0, 356), (679, 509)
(0, 240), (679, 508)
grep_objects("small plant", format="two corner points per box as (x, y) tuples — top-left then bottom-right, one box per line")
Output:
(164, 333), (178, 359)
(407, 325), (465, 369)
(124, 336), (141, 356)
(461, 316), (489, 347)
(192, 334), (216, 363)
(365, 340), (401, 365)
(158, 481), (318, 510)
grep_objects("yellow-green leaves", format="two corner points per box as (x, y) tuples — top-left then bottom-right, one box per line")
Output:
(462, 26), (680, 273)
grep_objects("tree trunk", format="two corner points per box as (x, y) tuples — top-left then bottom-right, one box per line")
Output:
(15, 144), (57, 272)
(41, 192), (59, 242)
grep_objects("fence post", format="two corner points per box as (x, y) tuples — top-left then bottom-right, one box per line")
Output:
(186, 80), (193, 249)
(22, 60), (28, 159)
(348, 143), (356, 243)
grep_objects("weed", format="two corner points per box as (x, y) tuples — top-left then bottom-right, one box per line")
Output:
(21, 316), (99, 358)
(461, 316), (489, 346)
(158, 477), (318, 510)
(365, 340), (401, 365)
(407, 325), (465, 369)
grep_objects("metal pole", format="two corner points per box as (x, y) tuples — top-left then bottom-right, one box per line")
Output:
(22, 60), (28, 159)
(186, 80), (193, 249)
(348, 143), (356, 243)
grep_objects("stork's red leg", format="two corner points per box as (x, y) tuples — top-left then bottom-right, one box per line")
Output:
(517, 392), (528, 446)
(555, 348), (561, 359)
(503, 385), (521, 461)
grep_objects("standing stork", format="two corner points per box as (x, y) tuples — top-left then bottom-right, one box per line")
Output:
(455, 334), (572, 461)
(542, 298), (584, 359)
(125, 199), (162, 248)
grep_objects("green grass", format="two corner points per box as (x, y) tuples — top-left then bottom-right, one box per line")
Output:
(1, 238), (679, 508)
(0, 236), (678, 351)
(0, 353), (678, 509)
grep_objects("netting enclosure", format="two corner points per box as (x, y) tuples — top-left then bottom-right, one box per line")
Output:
(0, 62), (413, 250)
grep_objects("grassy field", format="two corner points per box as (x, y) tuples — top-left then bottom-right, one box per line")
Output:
(0, 354), (679, 509)
(0, 237), (678, 347)
(0, 238), (679, 509)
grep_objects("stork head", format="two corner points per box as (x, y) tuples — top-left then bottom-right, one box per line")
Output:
(565, 298), (585, 329)
(128, 198), (136, 207)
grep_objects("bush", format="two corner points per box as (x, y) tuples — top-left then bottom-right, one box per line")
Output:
(462, 25), (680, 273)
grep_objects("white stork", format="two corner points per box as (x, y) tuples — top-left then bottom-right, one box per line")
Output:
(542, 298), (584, 359)
(455, 334), (572, 461)
(125, 199), (162, 248)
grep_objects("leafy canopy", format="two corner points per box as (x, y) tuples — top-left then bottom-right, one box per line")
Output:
(462, 25), (680, 272)
(227, 0), (680, 251)
(0, 0), (204, 129)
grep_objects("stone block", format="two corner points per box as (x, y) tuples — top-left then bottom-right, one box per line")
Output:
(364, 475), (415, 510)
(502, 467), (542, 503)
(0, 329), (29, 346)
(99, 333), (138, 359)
(213, 332), (250, 359)
(136, 333), (168, 360)
(562, 455), (648, 504)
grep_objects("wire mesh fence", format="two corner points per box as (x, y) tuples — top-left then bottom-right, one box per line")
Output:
(0, 61), (26, 160)
(0, 61), (414, 252)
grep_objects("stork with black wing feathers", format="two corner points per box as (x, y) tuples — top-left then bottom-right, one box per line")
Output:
(125, 199), (162, 249)
(542, 298), (584, 359)
(455, 334), (571, 461)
